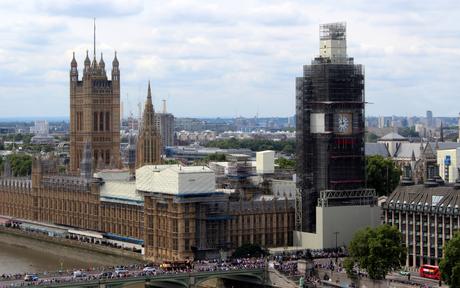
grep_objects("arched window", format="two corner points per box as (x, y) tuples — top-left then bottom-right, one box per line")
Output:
(93, 112), (98, 131)
(105, 150), (110, 165)
(99, 112), (104, 131)
(105, 112), (110, 131)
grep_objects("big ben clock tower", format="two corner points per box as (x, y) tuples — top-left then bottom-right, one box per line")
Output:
(295, 23), (369, 233)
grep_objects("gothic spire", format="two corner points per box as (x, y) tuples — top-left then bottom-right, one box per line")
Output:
(84, 50), (90, 66)
(93, 17), (96, 60)
(147, 81), (152, 101)
(112, 51), (119, 67)
(71, 51), (77, 67)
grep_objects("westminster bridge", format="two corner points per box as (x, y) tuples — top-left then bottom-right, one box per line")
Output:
(47, 269), (265, 288)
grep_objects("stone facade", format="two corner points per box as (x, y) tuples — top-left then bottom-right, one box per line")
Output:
(382, 184), (460, 267)
(69, 51), (121, 172)
(136, 82), (162, 168)
(0, 158), (295, 261)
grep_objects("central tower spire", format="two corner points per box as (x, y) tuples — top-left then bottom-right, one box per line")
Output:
(93, 18), (96, 59)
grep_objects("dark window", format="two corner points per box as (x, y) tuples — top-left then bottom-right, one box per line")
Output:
(94, 112), (98, 131)
(105, 112), (110, 131)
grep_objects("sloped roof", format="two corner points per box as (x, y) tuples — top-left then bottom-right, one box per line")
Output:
(394, 143), (424, 159)
(428, 142), (460, 152)
(379, 132), (408, 141)
(365, 143), (390, 157)
(386, 185), (460, 211)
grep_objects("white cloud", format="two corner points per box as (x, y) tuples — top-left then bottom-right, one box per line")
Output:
(0, 0), (459, 118)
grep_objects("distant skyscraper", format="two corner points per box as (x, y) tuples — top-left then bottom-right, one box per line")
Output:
(296, 23), (366, 233)
(136, 82), (162, 168)
(426, 110), (433, 128)
(30, 120), (49, 136)
(155, 99), (175, 148)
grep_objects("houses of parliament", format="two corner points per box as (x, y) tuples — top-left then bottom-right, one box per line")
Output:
(0, 42), (294, 261)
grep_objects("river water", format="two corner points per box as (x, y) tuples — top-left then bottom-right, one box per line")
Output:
(0, 233), (143, 275)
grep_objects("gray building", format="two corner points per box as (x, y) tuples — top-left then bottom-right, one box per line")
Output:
(155, 100), (174, 148)
(383, 184), (460, 267)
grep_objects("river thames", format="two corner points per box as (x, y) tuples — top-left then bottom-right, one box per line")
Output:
(0, 233), (142, 275)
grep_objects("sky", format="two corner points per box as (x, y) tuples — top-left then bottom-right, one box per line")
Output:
(0, 0), (460, 119)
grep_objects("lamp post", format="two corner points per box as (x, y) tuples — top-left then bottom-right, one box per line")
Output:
(333, 232), (339, 263)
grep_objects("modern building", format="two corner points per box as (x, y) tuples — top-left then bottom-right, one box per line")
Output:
(426, 110), (433, 128)
(294, 22), (379, 248)
(30, 120), (49, 135)
(437, 147), (460, 183)
(383, 184), (460, 267)
(155, 99), (175, 148)
(30, 120), (54, 145)
(256, 150), (275, 174)
(69, 49), (121, 171)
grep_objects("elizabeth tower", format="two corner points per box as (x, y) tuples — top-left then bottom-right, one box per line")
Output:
(296, 23), (365, 233)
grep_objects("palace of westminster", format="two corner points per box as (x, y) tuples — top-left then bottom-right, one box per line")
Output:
(0, 41), (295, 261)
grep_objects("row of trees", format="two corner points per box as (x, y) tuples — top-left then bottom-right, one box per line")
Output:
(205, 138), (295, 154)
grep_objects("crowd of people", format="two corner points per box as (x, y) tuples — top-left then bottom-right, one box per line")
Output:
(0, 258), (266, 287)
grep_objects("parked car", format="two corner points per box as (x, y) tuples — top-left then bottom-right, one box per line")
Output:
(99, 271), (113, 278)
(143, 266), (156, 273)
(72, 270), (86, 278)
(114, 267), (128, 276)
(399, 269), (410, 276)
(24, 274), (39, 282)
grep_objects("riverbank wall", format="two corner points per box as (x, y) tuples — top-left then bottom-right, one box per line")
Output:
(0, 226), (145, 262)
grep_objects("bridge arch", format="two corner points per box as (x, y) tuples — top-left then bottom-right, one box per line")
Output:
(194, 271), (264, 287)
(146, 278), (188, 288)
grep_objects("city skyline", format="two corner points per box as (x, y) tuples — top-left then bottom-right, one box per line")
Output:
(1, 0), (460, 118)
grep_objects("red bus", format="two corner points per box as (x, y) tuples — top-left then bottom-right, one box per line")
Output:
(419, 264), (440, 280)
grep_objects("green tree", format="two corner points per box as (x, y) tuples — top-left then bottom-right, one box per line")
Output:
(275, 157), (295, 169)
(7, 154), (33, 177)
(232, 243), (267, 258)
(205, 138), (296, 152)
(366, 155), (400, 196)
(206, 153), (226, 161)
(365, 132), (379, 143)
(345, 225), (406, 280)
(440, 232), (460, 287)
(398, 126), (419, 138)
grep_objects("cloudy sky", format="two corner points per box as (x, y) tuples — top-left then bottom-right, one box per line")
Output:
(0, 0), (459, 119)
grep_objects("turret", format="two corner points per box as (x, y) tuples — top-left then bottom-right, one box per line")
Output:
(99, 52), (106, 76)
(112, 51), (119, 86)
(84, 50), (91, 75)
(70, 52), (78, 83)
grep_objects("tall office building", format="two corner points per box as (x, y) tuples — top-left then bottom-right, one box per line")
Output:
(426, 110), (433, 128)
(295, 23), (377, 244)
(155, 100), (175, 148)
(69, 46), (121, 171)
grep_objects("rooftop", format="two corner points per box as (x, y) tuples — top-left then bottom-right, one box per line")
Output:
(386, 184), (460, 212)
(379, 132), (408, 141)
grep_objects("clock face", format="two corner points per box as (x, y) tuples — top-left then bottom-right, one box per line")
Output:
(337, 114), (352, 134)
